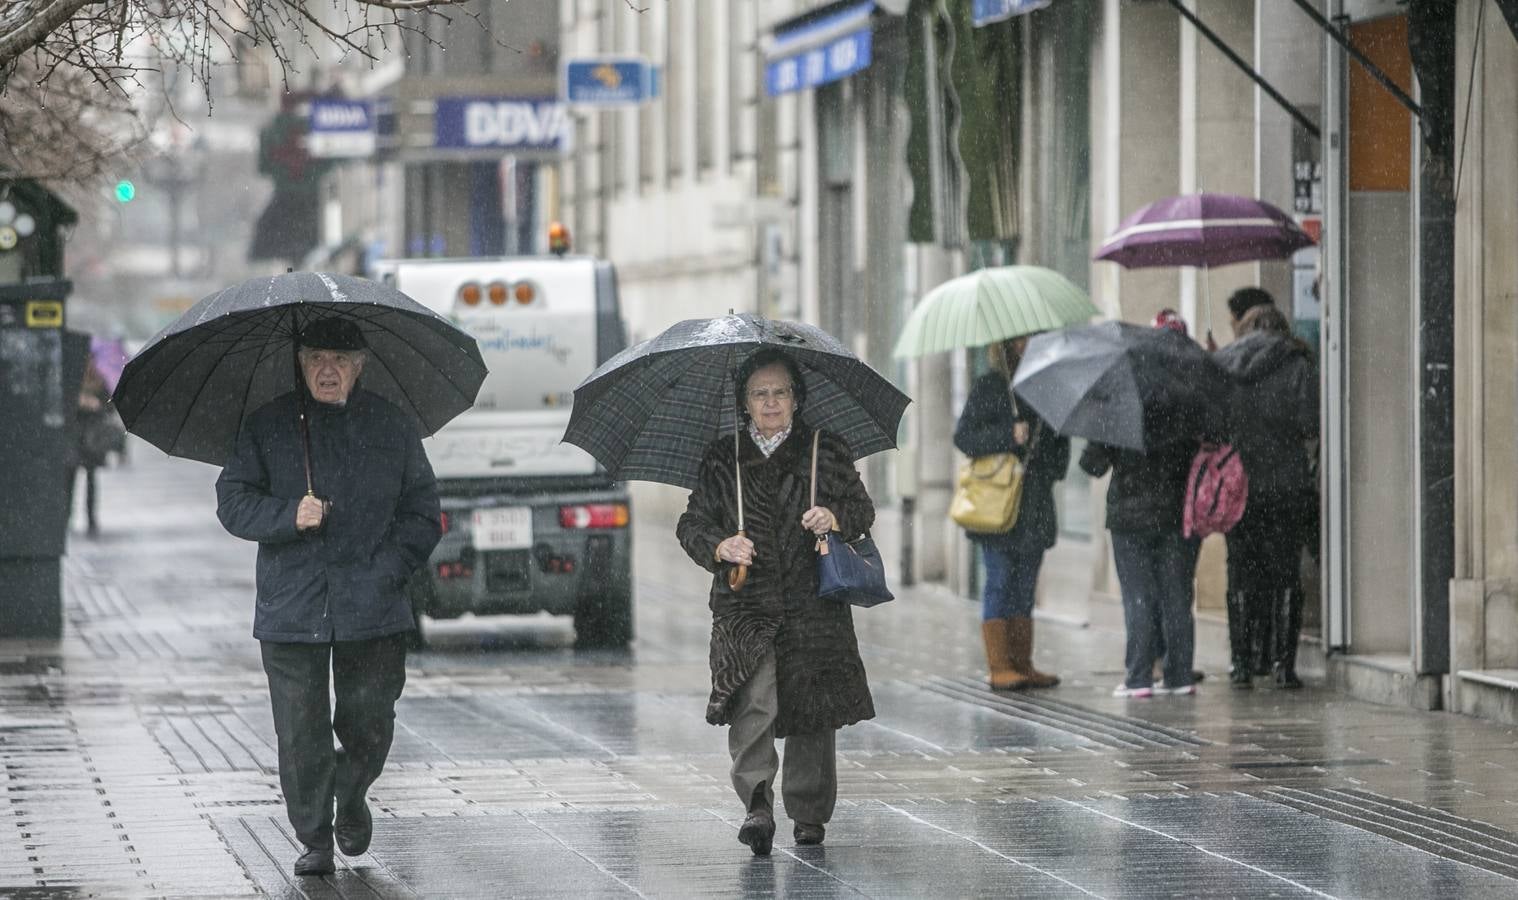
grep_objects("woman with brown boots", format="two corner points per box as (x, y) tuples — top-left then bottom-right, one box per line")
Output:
(953, 337), (1071, 690)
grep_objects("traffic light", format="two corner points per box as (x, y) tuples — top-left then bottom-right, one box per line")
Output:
(114, 180), (136, 203)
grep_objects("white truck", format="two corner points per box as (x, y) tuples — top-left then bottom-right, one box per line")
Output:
(376, 254), (633, 648)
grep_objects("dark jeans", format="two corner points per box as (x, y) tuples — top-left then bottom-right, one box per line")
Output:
(261, 634), (408, 850)
(1111, 530), (1197, 690)
(980, 544), (1045, 620)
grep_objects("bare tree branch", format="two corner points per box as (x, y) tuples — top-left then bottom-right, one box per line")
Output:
(0, 55), (148, 184)
(0, 0), (475, 97)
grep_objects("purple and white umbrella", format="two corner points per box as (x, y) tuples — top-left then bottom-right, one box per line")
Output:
(1094, 192), (1314, 269)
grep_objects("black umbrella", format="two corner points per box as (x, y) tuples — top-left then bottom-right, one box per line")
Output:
(563, 312), (910, 490)
(564, 312), (909, 590)
(113, 271), (488, 467)
(1011, 321), (1227, 452)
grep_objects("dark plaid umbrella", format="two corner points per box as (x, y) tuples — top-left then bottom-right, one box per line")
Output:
(113, 271), (487, 466)
(563, 312), (910, 490)
(1012, 321), (1227, 452)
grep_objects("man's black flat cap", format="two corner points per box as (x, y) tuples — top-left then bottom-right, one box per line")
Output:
(298, 317), (368, 351)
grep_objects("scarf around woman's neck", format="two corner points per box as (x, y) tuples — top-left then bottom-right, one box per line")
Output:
(747, 420), (792, 458)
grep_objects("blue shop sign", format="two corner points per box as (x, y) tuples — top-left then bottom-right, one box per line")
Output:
(565, 57), (655, 106)
(765, 1), (875, 97)
(972, 0), (1053, 27)
(434, 97), (572, 152)
(307, 99), (375, 158)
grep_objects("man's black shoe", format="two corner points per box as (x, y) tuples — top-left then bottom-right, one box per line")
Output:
(294, 846), (335, 876)
(737, 808), (775, 856)
(794, 822), (825, 845)
(335, 800), (373, 856)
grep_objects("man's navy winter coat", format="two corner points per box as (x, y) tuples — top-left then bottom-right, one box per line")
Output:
(216, 389), (442, 643)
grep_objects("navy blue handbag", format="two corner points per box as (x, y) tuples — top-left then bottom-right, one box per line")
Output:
(811, 432), (894, 608)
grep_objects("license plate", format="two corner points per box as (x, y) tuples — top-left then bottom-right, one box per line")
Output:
(471, 507), (532, 550)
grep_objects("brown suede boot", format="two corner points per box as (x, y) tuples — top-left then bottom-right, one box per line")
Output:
(982, 620), (1030, 691)
(1008, 617), (1060, 688)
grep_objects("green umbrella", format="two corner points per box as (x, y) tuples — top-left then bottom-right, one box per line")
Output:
(892, 265), (1099, 358)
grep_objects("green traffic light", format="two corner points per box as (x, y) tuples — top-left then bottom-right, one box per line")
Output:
(114, 180), (136, 202)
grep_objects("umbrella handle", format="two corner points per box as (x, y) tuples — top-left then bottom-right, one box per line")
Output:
(727, 529), (748, 591)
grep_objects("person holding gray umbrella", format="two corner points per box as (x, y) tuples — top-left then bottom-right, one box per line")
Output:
(1015, 320), (1228, 697)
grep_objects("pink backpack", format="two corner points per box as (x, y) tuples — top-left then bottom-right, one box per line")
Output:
(1184, 444), (1248, 538)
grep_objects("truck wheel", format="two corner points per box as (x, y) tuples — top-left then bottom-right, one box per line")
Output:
(574, 591), (633, 649)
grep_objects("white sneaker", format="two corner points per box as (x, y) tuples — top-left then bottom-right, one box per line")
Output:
(1112, 684), (1153, 698)
(1155, 683), (1197, 696)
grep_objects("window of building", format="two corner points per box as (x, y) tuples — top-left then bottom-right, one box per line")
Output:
(755, 49), (779, 196)
(638, 7), (657, 188)
(665, 1), (685, 182)
(729, 2), (755, 165)
(695, 3), (718, 173)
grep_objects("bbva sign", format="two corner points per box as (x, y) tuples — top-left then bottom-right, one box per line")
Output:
(435, 98), (572, 152)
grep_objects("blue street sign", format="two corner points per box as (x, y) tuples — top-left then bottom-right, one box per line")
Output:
(307, 99), (375, 158)
(434, 97), (572, 153)
(765, 27), (872, 97)
(972, 0), (1053, 27)
(565, 58), (654, 106)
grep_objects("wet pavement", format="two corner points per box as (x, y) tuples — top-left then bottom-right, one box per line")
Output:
(6, 445), (1518, 897)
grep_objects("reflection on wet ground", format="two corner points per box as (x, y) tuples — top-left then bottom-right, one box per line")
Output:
(2, 448), (1518, 897)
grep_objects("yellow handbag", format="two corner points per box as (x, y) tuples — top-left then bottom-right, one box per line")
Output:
(949, 452), (1025, 533)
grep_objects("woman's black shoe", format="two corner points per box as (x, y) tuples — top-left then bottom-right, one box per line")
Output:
(738, 809), (775, 856)
(794, 822), (825, 845)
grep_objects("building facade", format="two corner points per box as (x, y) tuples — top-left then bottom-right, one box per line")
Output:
(294, 0), (1518, 726)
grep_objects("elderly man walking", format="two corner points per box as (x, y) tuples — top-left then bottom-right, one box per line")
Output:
(216, 317), (441, 877)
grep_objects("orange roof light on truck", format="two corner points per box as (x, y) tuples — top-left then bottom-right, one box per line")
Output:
(548, 221), (571, 257)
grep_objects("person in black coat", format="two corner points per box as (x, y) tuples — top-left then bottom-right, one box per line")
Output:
(216, 318), (441, 877)
(1215, 303), (1319, 688)
(676, 348), (876, 856)
(1079, 313), (1203, 697)
(953, 336), (1071, 691)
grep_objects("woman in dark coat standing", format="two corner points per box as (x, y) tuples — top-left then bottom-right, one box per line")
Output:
(953, 336), (1071, 690)
(676, 347), (876, 857)
(1216, 304), (1318, 688)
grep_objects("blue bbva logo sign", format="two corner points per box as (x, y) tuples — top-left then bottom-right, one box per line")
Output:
(434, 98), (572, 152)
(310, 99), (372, 132)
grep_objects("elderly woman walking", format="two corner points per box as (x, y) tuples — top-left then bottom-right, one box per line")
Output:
(953, 336), (1071, 690)
(676, 347), (877, 857)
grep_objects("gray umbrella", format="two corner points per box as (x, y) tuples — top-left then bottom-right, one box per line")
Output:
(1012, 321), (1227, 452)
(113, 271), (487, 467)
(563, 312), (910, 490)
